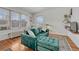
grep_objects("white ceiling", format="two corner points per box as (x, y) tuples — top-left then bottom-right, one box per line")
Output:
(6, 7), (53, 14)
(21, 7), (49, 14)
(6, 7), (72, 14)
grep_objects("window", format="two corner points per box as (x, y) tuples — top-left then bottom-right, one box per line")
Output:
(11, 11), (20, 28)
(0, 8), (9, 30)
(20, 14), (28, 27)
(0, 8), (30, 30)
(35, 16), (44, 24)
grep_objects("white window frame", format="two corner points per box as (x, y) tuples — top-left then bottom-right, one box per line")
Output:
(20, 14), (29, 28)
(0, 7), (30, 31)
(10, 11), (20, 29)
(0, 8), (9, 30)
(35, 16), (44, 25)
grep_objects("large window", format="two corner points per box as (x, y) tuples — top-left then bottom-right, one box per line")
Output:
(0, 8), (9, 30)
(20, 14), (28, 27)
(35, 16), (44, 24)
(11, 11), (20, 28)
(0, 8), (30, 30)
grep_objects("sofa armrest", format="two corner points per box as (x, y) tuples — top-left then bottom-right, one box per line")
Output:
(21, 33), (37, 50)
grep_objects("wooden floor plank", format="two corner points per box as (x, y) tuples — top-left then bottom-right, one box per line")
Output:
(67, 37), (79, 51)
(0, 33), (79, 51)
(49, 32), (79, 51)
(0, 37), (33, 51)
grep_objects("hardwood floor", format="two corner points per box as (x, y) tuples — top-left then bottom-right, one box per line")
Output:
(0, 37), (33, 51)
(49, 32), (79, 51)
(67, 37), (79, 51)
(0, 33), (79, 51)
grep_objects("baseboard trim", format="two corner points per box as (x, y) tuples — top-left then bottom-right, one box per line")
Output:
(0, 36), (20, 42)
(10, 36), (20, 39)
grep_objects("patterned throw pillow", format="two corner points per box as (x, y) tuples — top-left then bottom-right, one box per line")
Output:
(27, 30), (36, 37)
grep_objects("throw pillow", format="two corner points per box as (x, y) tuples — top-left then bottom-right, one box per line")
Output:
(27, 30), (36, 37)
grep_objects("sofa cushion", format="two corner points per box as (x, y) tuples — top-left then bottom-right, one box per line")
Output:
(37, 36), (59, 51)
(42, 28), (46, 32)
(37, 46), (50, 51)
(25, 31), (29, 35)
(37, 32), (49, 37)
(37, 42), (59, 51)
(27, 30), (36, 38)
(31, 28), (40, 36)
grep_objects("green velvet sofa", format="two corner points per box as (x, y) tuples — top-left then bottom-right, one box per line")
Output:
(21, 28), (59, 51)
(30, 28), (49, 36)
(37, 36), (59, 51)
(21, 33), (37, 50)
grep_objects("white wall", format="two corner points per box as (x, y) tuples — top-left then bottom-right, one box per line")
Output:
(71, 8), (79, 22)
(34, 8), (71, 35)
